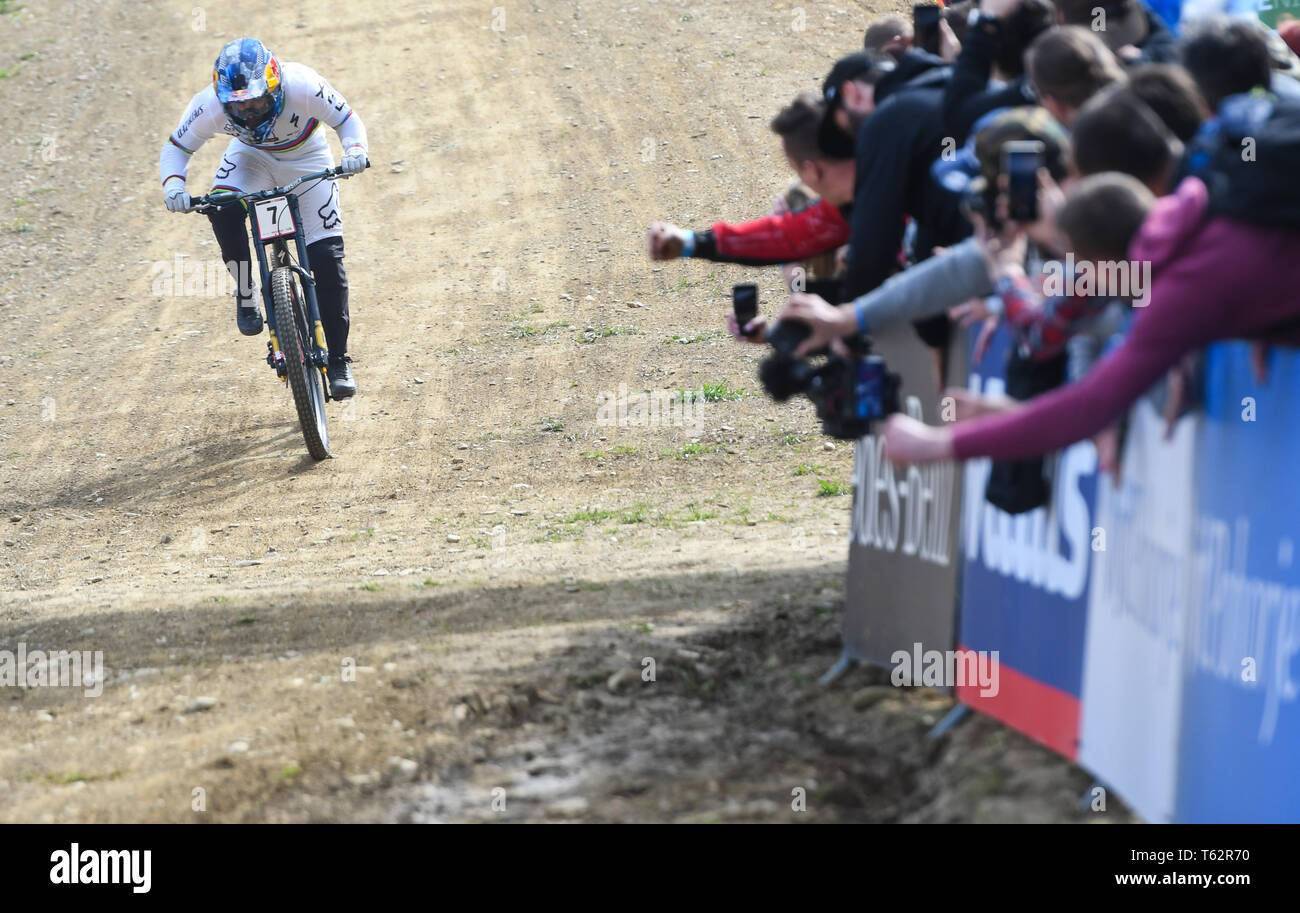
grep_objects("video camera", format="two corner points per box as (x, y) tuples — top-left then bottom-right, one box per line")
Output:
(734, 284), (901, 440)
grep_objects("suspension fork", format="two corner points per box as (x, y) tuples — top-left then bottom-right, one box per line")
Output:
(285, 192), (329, 368)
(253, 194), (329, 376)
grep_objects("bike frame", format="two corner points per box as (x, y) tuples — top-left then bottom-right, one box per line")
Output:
(189, 168), (348, 395)
(251, 191), (330, 394)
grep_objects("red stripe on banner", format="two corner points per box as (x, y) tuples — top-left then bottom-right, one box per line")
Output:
(956, 645), (1080, 760)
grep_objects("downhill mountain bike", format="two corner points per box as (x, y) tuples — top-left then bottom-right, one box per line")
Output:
(187, 164), (365, 460)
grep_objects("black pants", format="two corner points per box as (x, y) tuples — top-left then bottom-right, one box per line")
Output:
(208, 205), (351, 358)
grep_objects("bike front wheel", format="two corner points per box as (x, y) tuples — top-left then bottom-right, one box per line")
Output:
(270, 267), (331, 460)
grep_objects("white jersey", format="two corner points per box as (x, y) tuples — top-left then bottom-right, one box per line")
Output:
(160, 61), (367, 190)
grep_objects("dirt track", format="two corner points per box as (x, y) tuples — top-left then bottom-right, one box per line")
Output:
(0, 0), (1115, 822)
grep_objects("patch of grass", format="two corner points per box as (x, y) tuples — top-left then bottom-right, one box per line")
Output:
(563, 507), (618, 524)
(781, 433), (802, 446)
(683, 502), (719, 522)
(664, 330), (724, 345)
(509, 324), (538, 338)
(662, 442), (721, 460)
(235, 613), (256, 626)
(0, 68), (17, 79)
(541, 418), (564, 433)
(793, 464), (826, 476)
(19, 52), (34, 61)
(208, 595), (229, 604)
(672, 272), (717, 291)
(347, 527), (375, 542)
(359, 581), (382, 592)
(609, 445), (638, 456)
(676, 382), (743, 404)
(5, 218), (32, 233)
(621, 504), (649, 524)
(580, 325), (640, 343)
(43, 769), (100, 785)
(817, 479), (850, 497)
(281, 764), (302, 780)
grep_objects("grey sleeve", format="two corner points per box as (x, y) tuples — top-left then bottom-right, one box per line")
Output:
(854, 237), (995, 333)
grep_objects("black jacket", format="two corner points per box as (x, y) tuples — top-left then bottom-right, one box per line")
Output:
(943, 15), (1036, 145)
(841, 52), (970, 306)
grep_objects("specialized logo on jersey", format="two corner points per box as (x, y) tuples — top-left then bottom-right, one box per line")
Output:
(314, 81), (347, 115)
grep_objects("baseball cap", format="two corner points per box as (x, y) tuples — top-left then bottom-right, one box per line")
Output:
(817, 51), (895, 158)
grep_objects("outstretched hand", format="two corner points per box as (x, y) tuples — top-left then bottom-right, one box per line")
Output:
(726, 311), (769, 344)
(647, 222), (687, 260)
(777, 292), (857, 358)
(883, 414), (956, 465)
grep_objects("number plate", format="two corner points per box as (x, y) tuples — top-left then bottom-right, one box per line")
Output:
(253, 196), (296, 241)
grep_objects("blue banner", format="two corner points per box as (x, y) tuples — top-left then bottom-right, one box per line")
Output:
(1174, 342), (1300, 822)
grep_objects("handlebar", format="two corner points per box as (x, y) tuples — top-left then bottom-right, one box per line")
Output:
(185, 161), (369, 213)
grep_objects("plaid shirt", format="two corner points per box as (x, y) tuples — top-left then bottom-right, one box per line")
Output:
(996, 267), (1120, 361)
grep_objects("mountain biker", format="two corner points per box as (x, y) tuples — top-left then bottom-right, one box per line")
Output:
(158, 37), (369, 398)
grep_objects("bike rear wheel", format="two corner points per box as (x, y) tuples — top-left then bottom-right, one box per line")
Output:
(270, 267), (331, 460)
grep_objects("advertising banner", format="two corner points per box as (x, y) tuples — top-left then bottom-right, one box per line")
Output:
(1078, 398), (1198, 823)
(955, 327), (1099, 759)
(1173, 342), (1300, 822)
(843, 323), (965, 668)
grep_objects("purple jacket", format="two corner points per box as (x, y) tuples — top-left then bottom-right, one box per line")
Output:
(953, 177), (1300, 461)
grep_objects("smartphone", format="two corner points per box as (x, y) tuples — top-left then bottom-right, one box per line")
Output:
(1002, 140), (1044, 224)
(732, 283), (758, 337)
(913, 3), (942, 55)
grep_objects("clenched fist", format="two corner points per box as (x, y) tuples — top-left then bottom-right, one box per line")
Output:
(647, 222), (689, 260)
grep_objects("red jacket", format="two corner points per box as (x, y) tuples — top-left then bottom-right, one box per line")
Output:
(695, 198), (851, 265)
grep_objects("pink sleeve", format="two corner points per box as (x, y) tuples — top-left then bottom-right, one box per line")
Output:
(951, 293), (1203, 462)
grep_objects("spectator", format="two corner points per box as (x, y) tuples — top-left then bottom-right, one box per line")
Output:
(1071, 86), (1182, 193)
(865, 15), (914, 60)
(1125, 63), (1210, 142)
(1053, 0), (1178, 63)
(944, 0), (1057, 143)
(1180, 16), (1280, 110)
(818, 48), (968, 347)
(1026, 26), (1127, 127)
(647, 93), (855, 269)
(748, 108), (1071, 351)
(1281, 15), (1300, 60)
